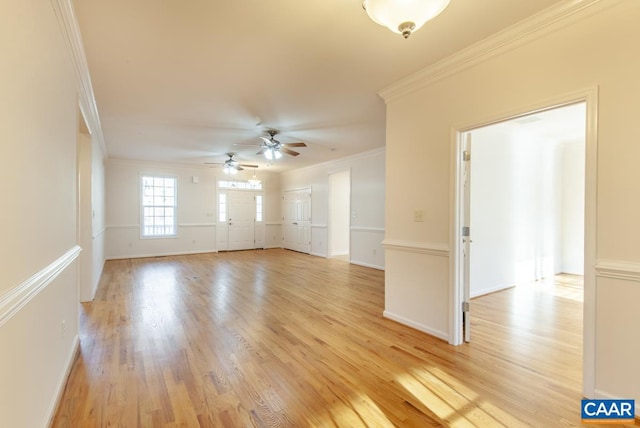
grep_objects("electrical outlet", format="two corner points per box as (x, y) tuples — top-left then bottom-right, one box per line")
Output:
(373, 249), (377, 255)
(414, 210), (424, 222)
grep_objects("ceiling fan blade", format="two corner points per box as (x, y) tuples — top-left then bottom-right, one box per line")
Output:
(256, 148), (266, 155)
(281, 147), (300, 157)
(204, 162), (223, 165)
(259, 136), (272, 145)
(236, 166), (244, 171)
(283, 142), (307, 147)
(238, 163), (259, 168)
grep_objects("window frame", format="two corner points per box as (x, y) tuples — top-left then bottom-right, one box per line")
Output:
(140, 174), (178, 239)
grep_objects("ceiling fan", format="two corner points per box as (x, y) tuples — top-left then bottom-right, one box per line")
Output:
(257, 130), (307, 160)
(205, 153), (257, 174)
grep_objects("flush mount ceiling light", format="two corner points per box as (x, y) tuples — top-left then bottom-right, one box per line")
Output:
(363, 0), (450, 39)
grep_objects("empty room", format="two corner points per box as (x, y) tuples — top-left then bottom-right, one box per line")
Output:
(2, 0), (639, 426)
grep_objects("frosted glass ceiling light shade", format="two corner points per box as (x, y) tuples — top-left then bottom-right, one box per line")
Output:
(264, 149), (274, 161)
(223, 165), (238, 175)
(363, 0), (450, 38)
(263, 147), (283, 161)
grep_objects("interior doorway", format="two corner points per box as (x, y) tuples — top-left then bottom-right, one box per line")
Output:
(328, 170), (351, 260)
(452, 89), (598, 398)
(467, 103), (586, 303)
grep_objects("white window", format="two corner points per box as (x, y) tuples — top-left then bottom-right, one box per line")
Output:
(141, 175), (177, 237)
(218, 180), (262, 190)
(256, 195), (263, 222)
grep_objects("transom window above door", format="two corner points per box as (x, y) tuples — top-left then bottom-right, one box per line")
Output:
(218, 179), (262, 190)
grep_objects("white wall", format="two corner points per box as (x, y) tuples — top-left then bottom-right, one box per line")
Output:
(281, 148), (385, 269)
(92, 134), (107, 292)
(105, 159), (281, 258)
(562, 141), (585, 274)
(0, 0), (83, 426)
(329, 171), (350, 256)
(383, 0), (640, 410)
(469, 122), (584, 297)
(469, 126), (518, 297)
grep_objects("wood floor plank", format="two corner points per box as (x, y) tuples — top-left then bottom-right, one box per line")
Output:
(51, 251), (633, 427)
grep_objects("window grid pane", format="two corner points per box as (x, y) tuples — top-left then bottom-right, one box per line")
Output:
(256, 195), (263, 222)
(219, 194), (226, 222)
(218, 180), (262, 190)
(142, 175), (177, 237)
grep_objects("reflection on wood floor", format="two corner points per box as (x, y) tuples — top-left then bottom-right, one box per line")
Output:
(53, 251), (600, 427)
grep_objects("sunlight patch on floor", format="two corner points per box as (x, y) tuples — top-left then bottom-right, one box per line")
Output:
(396, 367), (532, 427)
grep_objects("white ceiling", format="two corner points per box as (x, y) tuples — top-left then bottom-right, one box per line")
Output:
(74, 0), (563, 172)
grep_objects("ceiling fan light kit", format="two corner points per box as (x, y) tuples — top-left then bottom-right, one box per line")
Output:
(264, 147), (283, 161)
(363, 0), (450, 39)
(206, 154), (258, 175)
(258, 130), (306, 161)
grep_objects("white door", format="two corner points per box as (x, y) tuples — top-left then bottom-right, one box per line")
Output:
(282, 189), (311, 253)
(228, 191), (256, 251)
(462, 133), (472, 342)
(217, 190), (256, 251)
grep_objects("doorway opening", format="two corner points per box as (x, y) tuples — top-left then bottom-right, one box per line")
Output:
(328, 170), (351, 261)
(468, 103), (586, 301)
(451, 88), (598, 398)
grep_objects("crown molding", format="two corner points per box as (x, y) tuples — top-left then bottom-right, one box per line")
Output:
(50, 0), (108, 157)
(379, 0), (613, 103)
(282, 146), (385, 176)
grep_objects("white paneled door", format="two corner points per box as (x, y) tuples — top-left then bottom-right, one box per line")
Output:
(218, 190), (258, 251)
(228, 191), (255, 251)
(282, 189), (311, 254)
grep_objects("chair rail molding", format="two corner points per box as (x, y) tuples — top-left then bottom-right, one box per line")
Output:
(351, 226), (385, 232)
(382, 239), (449, 257)
(595, 259), (640, 282)
(0, 246), (82, 327)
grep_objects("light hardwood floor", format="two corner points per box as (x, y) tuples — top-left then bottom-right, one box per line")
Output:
(51, 250), (628, 427)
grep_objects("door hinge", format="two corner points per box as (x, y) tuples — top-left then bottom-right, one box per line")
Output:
(462, 301), (470, 312)
(463, 151), (471, 161)
(462, 226), (470, 237)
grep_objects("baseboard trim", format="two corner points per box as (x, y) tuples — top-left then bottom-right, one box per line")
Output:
(106, 249), (217, 260)
(0, 246), (82, 328)
(350, 260), (385, 271)
(594, 389), (640, 417)
(383, 310), (448, 341)
(470, 284), (515, 299)
(45, 334), (79, 427)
